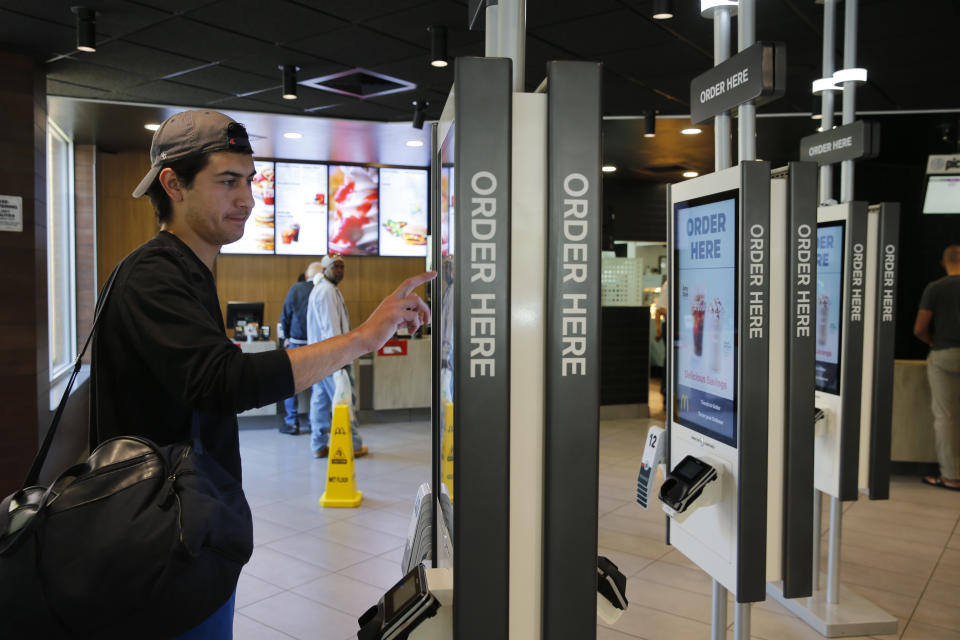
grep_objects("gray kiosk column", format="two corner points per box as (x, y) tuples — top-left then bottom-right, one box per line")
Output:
(453, 56), (513, 640)
(543, 61), (602, 640)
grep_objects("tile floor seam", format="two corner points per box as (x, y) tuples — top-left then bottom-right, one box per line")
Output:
(896, 511), (960, 639)
(235, 612), (297, 639)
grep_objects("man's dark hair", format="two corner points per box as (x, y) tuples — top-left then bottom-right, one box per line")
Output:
(145, 153), (210, 225)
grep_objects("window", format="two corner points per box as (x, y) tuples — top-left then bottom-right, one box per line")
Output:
(47, 120), (76, 380)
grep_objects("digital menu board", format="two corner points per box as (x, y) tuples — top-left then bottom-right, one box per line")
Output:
(673, 190), (738, 447)
(815, 222), (845, 394)
(275, 162), (327, 255)
(221, 160), (275, 255)
(379, 168), (428, 257)
(328, 165), (379, 256)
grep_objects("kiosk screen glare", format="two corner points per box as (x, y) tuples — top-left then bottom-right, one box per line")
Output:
(815, 222), (845, 395)
(673, 191), (738, 447)
(922, 175), (960, 214)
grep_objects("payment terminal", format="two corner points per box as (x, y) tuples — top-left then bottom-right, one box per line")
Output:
(358, 565), (440, 640)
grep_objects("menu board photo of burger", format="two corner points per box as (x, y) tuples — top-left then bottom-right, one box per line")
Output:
(328, 165), (379, 256)
(379, 168), (428, 257)
(275, 162), (327, 256)
(221, 160), (275, 255)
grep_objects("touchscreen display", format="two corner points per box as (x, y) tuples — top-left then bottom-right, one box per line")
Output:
(384, 571), (420, 620)
(274, 162), (327, 255)
(815, 222), (845, 394)
(437, 125), (455, 540)
(221, 160), (275, 254)
(673, 190), (738, 447)
(328, 165), (379, 256)
(922, 175), (960, 214)
(380, 168), (428, 257)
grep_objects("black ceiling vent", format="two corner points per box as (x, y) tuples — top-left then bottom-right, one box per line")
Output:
(300, 68), (416, 100)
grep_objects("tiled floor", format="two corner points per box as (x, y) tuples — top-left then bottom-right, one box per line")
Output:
(233, 412), (960, 640)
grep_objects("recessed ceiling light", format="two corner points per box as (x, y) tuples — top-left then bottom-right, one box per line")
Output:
(602, 165), (617, 173)
(683, 171), (699, 178)
(144, 123), (160, 131)
(405, 140), (425, 147)
(283, 132), (303, 139)
(681, 127), (702, 135)
(643, 132), (656, 138)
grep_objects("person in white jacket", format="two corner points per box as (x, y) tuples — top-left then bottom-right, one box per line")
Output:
(306, 254), (367, 458)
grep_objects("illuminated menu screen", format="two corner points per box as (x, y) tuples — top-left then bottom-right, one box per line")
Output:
(673, 191), (738, 447)
(221, 160), (275, 255)
(379, 168), (428, 257)
(274, 162), (327, 255)
(328, 165), (379, 256)
(815, 222), (845, 395)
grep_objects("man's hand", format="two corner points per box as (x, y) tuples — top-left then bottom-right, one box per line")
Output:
(357, 272), (436, 352)
(287, 271), (436, 394)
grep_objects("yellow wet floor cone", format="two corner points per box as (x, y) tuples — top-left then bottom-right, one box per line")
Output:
(441, 402), (454, 502)
(319, 404), (363, 508)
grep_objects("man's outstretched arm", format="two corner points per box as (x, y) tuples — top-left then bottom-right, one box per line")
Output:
(287, 272), (435, 393)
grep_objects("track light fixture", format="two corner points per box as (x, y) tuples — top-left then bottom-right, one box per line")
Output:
(652, 0), (674, 20)
(428, 25), (448, 68)
(281, 65), (299, 100)
(811, 96), (822, 120)
(72, 7), (97, 53)
(644, 109), (656, 137)
(412, 100), (429, 129)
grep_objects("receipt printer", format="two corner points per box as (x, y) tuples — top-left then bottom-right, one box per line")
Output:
(597, 555), (629, 624)
(659, 455), (718, 516)
(358, 564), (439, 640)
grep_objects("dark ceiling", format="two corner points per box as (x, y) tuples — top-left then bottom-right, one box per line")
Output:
(4, 0), (960, 125)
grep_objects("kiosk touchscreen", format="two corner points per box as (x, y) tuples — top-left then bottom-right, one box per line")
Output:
(663, 162), (771, 603)
(813, 203), (868, 501)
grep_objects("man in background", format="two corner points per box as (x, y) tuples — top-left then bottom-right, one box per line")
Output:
(278, 261), (323, 434)
(914, 244), (960, 491)
(307, 254), (367, 458)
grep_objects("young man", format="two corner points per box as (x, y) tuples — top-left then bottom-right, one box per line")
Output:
(90, 110), (432, 637)
(914, 244), (960, 491)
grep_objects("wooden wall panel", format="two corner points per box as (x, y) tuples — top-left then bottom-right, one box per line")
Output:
(96, 149), (430, 339)
(95, 150), (157, 288)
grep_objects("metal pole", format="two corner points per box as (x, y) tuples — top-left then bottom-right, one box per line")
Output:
(812, 488), (822, 590)
(839, 0), (858, 203)
(819, 0), (837, 204)
(826, 495), (842, 604)
(497, 0), (525, 92)
(711, 581), (728, 640)
(713, 7), (732, 171)
(485, 4), (499, 57)
(737, 0), (756, 162)
(734, 602), (751, 640)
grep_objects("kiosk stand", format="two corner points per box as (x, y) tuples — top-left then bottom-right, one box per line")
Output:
(764, 1), (899, 636)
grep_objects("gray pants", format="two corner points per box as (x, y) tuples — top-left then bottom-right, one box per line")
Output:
(928, 347), (960, 480)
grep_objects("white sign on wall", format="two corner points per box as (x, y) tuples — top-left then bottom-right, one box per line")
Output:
(0, 195), (23, 232)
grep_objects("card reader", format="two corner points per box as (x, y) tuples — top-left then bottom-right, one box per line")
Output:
(659, 455), (718, 515)
(597, 555), (629, 624)
(358, 564), (439, 640)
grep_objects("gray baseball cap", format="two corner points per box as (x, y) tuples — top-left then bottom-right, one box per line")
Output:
(132, 110), (253, 198)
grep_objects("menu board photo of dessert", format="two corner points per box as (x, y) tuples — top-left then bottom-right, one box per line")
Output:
(379, 168), (428, 257)
(673, 193), (738, 447)
(275, 162), (328, 256)
(222, 160), (275, 255)
(328, 165), (379, 256)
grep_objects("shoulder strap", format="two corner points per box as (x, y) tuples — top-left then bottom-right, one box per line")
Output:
(23, 261), (125, 488)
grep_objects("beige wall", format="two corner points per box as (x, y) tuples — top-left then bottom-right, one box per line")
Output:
(95, 150), (427, 336)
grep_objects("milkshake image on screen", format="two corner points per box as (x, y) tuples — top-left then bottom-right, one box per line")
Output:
(330, 166), (378, 254)
(817, 293), (830, 346)
(691, 293), (706, 357)
(709, 297), (724, 372)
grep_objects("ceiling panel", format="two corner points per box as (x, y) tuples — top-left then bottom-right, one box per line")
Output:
(124, 16), (271, 62)
(123, 80), (232, 105)
(75, 40), (207, 79)
(46, 58), (151, 92)
(172, 65), (275, 96)
(185, 0), (345, 45)
(289, 26), (425, 69)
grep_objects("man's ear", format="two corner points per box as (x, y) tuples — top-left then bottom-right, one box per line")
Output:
(158, 167), (184, 202)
